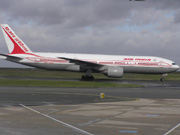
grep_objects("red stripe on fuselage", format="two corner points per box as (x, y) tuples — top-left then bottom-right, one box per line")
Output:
(22, 56), (172, 68)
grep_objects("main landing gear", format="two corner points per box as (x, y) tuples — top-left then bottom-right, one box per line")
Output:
(81, 69), (95, 81)
(81, 75), (94, 81)
(160, 73), (168, 82)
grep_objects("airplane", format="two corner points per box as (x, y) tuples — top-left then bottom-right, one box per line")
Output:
(0, 24), (179, 81)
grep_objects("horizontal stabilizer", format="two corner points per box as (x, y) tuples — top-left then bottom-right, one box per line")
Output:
(0, 53), (22, 60)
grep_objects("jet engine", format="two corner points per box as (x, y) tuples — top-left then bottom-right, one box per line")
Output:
(104, 67), (123, 78)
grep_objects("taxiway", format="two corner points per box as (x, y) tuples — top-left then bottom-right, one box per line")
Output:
(0, 80), (180, 135)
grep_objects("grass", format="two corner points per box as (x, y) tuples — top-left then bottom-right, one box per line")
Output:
(124, 73), (180, 81)
(0, 79), (144, 88)
(0, 68), (82, 78)
(0, 68), (179, 88)
(0, 68), (180, 80)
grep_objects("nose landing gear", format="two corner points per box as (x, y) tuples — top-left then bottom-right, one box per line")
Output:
(160, 73), (168, 82)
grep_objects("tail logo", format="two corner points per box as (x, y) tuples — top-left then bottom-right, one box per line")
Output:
(5, 27), (28, 53)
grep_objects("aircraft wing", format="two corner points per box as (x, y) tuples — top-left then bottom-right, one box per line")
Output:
(59, 57), (103, 68)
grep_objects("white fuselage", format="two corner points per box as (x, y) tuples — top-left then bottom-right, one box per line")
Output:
(10, 52), (179, 74)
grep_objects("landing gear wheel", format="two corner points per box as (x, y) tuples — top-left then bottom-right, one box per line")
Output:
(81, 75), (86, 80)
(160, 73), (168, 82)
(160, 78), (165, 82)
(81, 75), (94, 81)
(89, 76), (94, 80)
(81, 68), (94, 81)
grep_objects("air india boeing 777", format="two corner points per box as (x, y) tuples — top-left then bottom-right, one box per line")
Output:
(0, 24), (179, 81)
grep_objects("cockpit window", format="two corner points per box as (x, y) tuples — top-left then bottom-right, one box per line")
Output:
(172, 63), (176, 65)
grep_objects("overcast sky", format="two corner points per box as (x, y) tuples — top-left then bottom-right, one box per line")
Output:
(0, 0), (180, 67)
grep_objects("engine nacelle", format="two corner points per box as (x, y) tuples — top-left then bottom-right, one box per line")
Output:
(104, 67), (123, 78)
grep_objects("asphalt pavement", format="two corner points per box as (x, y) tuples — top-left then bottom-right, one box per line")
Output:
(0, 80), (180, 135)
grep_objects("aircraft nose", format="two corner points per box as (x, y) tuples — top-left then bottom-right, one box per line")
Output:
(172, 62), (180, 71)
(175, 65), (180, 71)
(171, 63), (180, 72)
(177, 65), (180, 70)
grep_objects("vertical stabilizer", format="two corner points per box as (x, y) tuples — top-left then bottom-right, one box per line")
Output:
(1, 24), (32, 54)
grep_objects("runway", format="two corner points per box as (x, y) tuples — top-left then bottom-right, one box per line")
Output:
(0, 80), (180, 135)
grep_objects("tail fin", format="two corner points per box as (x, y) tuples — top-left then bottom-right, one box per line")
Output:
(1, 24), (32, 54)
